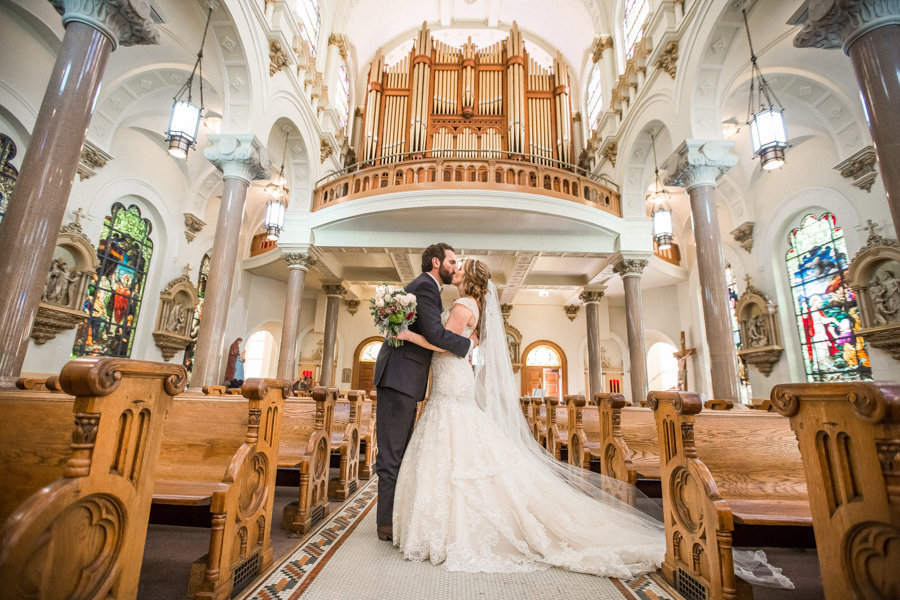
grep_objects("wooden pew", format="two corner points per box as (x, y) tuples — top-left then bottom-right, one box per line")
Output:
(650, 390), (811, 600)
(533, 398), (547, 446)
(771, 381), (900, 600)
(154, 378), (289, 600)
(0, 358), (186, 600)
(329, 390), (363, 500)
(566, 394), (596, 470)
(278, 386), (334, 533)
(519, 395), (532, 428)
(590, 393), (660, 484)
(359, 390), (377, 479)
(543, 396), (568, 460)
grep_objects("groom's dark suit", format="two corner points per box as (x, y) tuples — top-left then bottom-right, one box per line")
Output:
(373, 272), (471, 528)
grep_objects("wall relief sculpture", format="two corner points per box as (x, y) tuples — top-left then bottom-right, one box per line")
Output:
(152, 267), (200, 361)
(735, 280), (783, 376)
(846, 222), (900, 361)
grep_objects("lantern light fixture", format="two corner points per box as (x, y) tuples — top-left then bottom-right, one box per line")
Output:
(647, 133), (674, 251)
(264, 133), (291, 241)
(742, 8), (787, 171)
(165, 5), (214, 159)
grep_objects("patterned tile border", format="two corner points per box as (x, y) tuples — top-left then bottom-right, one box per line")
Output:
(245, 478), (379, 600)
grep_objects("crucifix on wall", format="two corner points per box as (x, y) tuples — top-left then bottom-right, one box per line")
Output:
(672, 331), (696, 391)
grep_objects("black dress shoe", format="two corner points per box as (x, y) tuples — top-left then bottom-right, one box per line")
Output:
(377, 525), (393, 541)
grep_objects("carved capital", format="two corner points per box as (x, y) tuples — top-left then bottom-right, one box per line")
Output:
(322, 283), (347, 297)
(663, 140), (738, 191)
(204, 134), (271, 183)
(591, 34), (614, 62)
(320, 138), (335, 163)
(730, 221), (755, 253)
(612, 259), (648, 277)
(269, 39), (290, 76)
(282, 252), (314, 270)
(579, 291), (604, 304)
(655, 40), (679, 79)
(793, 0), (900, 53)
(49, 0), (160, 48)
(183, 212), (206, 243)
(601, 140), (618, 167)
(834, 146), (879, 192)
(329, 33), (349, 60)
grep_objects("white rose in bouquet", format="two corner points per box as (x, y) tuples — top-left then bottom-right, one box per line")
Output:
(374, 297), (385, 308)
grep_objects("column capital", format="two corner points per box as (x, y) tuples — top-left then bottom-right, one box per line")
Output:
(322, 282), (348, 297)
(663, 139), (737, 191)
(579, 286), (606, 304)
(613, 258), (649, 278)
(50, 0), (160, 49)
(792, 0), (900, 54)
(205, 134), (271, 184)
(282, 252), (315, 270)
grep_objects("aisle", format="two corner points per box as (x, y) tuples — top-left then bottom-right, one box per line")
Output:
(241, 478), (680, 600)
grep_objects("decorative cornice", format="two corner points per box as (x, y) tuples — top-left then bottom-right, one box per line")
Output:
(282, 252), (315, 269)
(204, 134), (271, 183)
(183, 212), (205, 243)
(77, 140), (112, 181)
(612, 259), (648, 277)
(655, 40), (679, 79)
(730, 221), (755, 253)
(792, 0), (900, 54)
(49, 0), (160, 49)
(834, 145), (879, 192)
(663, 139), (737, 191)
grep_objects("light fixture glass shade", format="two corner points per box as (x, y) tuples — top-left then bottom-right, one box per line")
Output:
(749, 108), (787, 170)
(647, 187), (671, 207)
(167, 100), (201, 158)
(264, 198), (286, 241)
(652, 204), (674, 250)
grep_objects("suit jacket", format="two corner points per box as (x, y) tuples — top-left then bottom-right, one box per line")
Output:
(373, 273), (471, 399)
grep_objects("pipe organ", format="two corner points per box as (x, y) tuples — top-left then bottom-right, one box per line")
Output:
(359, 22), (574, 167)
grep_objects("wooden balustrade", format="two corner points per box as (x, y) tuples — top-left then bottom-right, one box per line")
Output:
(312, 156), (621, 216)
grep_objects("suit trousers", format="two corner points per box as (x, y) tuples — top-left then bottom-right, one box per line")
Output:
(373, 385), (418, 527)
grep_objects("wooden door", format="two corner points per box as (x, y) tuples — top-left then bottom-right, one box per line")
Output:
(524, 367), (542, 395)
(544, 368), (560, 397)
(357, 362), (376, 395)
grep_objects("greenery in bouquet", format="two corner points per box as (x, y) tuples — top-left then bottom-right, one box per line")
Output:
(371, 284), (417, 347)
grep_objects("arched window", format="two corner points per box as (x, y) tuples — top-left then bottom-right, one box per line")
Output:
(183, 253), (210, 376)
(296, 0), (320, 58)
(521, 341), (568, 398)
(360, 340), (381, 362)
(245, 330), (277, 379)
(336, 62), (351, 130)
(73, 203), (153, 358)
(725, 264), (753, 403)
(623, 0), (650, 59)
(526, 345), (560, 366)
(786, 213), (871, 381)
(586, 63), (604, 132)
(0, 134), (19, 224)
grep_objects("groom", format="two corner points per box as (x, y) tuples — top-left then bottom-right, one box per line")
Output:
(372, 243), (475, 541)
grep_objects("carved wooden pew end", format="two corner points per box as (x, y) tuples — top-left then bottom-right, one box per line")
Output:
(359, 391), (377, 479)
(328, 389), (363, 501)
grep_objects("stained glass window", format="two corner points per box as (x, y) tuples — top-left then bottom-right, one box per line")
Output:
(295, 0), (320, 58)
(183, 253), (210, 376)
(336, 63), (350, 130)
(725, 264), (753, 403)
(623, 0), (650, 59)
(526, 345), (561, 367)
(786, 213), (871, 381)
(586, 63), (604, 132)
(0, 134), (19, 224)
(360, 341), (381, 362)
(73, 203), (153, 358)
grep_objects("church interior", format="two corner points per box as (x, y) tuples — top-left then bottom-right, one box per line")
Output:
(0, 0), (898, 599)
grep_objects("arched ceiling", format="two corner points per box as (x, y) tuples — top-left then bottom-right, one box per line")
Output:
(338, 0), (605, 81)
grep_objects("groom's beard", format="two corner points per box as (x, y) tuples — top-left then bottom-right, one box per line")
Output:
(438, 266), (453, 285)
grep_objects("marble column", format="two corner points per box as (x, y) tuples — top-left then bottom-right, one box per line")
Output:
(191, 135), (270, 388)
(0, 1), (158, 387)
(665, 140), (739, 403)
(319, 283), (346, 387)
(794, 2), (900, 237)
(613, 259), (650, 405)
(277, 252), (314, 381)
(579, 287), (604, 400)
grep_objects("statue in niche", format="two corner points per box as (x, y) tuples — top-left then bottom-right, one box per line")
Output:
(747, 314), (769, 348)
(165, 304), (186, 332)
(44, 258), (79, 305)
(870, 270), (900, 325)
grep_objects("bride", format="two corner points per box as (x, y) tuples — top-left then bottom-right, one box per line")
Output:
(392, 259), (665, 577)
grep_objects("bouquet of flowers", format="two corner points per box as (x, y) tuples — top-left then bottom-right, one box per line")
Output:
(371, 284), (417, 347)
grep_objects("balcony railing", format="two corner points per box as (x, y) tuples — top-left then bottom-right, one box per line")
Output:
(312, 151), (621, 217)
(249, 233), (277, 257)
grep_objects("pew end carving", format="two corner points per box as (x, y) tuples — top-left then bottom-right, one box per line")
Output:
(771, 381), (900, 600)
(0, 358), (186, 600)
(329, 390), (363, 500)
(359, 390), (377, 479)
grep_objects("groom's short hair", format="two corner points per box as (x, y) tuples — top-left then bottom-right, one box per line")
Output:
(421, 243), (454, 272)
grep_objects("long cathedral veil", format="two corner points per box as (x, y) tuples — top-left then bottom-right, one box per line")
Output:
(472, 280), (794, 588)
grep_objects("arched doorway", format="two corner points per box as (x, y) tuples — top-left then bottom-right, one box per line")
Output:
(352, 336), (383, 395)
(647, 341), (678, 391)
(520, 341), (567, 398)
(245, 329), (278, 379)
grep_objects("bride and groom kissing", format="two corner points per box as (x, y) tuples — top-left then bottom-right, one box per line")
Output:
(371, 243), (666, 576)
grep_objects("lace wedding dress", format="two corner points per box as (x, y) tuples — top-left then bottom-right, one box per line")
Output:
(392, 295), (666, 577)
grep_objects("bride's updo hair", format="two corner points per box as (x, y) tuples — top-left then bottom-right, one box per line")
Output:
(460, 259), (491, 337)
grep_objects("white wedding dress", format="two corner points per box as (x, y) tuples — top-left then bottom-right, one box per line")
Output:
(392, 295), (666, 577)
